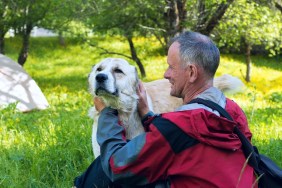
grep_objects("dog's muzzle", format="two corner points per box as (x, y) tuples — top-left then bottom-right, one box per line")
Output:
(95, 73), (118, 96)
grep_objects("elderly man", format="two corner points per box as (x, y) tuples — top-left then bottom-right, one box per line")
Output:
(76, 31), (257, 187)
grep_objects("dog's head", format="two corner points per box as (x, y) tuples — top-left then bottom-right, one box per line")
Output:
(88, 58), (139, 111)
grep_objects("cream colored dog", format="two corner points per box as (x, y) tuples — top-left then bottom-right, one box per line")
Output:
(88, 58), (244, 157)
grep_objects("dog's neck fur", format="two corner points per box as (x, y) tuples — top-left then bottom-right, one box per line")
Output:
(104, 93), (145, 139)
(117, 109), (145, 139)
(95, 82), (153, 140)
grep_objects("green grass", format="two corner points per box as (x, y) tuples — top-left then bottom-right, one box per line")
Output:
(1, 36), (281, 187)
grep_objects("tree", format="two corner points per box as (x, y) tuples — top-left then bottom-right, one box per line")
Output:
(87, 0), (155, 77)
(145, 0), (235, 50)
(192, 0), (235, 35)
(217, 0), (282, 82)
(40, 0), (97, 45)
(0, 1), (18, 54)
(160, 0), (187, 50)
(0, 1), (52, 57)
(0, 1), (8, 54)
(141, 0), (235, 51)
(86, 0), (234, 77)
(1, 0), (95, 66)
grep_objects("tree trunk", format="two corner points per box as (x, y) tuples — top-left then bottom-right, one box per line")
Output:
(194, 0), (209, 33)
(0, 3), (7, 55)
(0, 32), (5, 54)
(175, 0), (187, 33)
(164, 0), (177, 43)
(58, 31), (66, 47)
(163, 0), (187, 49)
(126, 35), (146, 78)
(18, 24), (33, 66)
(275, 1), (282, 13)
(245, 42), (252, 82)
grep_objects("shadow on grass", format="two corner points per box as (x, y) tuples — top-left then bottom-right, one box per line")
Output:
(33, 75), (89, 93)
(223, 54), (282, 71)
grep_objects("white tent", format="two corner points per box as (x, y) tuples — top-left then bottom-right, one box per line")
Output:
(0, 54), (49, 112)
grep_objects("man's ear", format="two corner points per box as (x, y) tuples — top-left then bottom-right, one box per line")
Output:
(187, 64), (198, 83)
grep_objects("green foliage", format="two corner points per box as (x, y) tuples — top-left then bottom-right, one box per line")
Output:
(269, 92), (282, 103)
(41, 0), (96, 36)
(88, 0), (161, 36)
(1, 37), (281, 187)
(217, 0), (282, 55)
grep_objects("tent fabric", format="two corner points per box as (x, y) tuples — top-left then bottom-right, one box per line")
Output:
(0, 54), (49, 112)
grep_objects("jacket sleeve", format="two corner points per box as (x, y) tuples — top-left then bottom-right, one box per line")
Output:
(97, 107), (174, 185)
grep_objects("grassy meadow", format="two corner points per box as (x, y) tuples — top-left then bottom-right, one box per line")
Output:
(0, 36), (281, 187)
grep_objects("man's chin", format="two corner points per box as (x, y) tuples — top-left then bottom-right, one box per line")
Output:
(170, 90), (181, 98)
(170, 91), (177, 97)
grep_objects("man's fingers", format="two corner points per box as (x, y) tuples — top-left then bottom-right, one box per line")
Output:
(137, 80), (146, 95)
(94, 97), (106, 112)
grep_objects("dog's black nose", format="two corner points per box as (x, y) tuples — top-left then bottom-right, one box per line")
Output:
(96, 73), (108, 83)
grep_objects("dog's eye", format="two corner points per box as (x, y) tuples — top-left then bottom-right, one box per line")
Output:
(97, 67), (102, 71)
(114, 68), (124, 74)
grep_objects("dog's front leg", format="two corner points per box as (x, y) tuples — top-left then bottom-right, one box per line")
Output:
(89, 107), (101, 158)
(92, 123), (100, 158)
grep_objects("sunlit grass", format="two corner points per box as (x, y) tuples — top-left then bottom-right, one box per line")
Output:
(1, 36), (281, 187)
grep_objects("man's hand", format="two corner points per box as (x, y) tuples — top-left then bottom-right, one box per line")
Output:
(94, 97), (106, 113)
(137, 80), (150, 118)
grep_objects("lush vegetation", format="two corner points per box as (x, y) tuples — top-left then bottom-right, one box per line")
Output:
(2, 0), (281, 80)
(0, 37), (281, 187)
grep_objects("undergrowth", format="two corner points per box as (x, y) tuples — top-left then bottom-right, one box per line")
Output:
(0, 36), (281, 187)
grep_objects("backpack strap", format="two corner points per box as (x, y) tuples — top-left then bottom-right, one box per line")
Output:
(189, 98), (233, 120)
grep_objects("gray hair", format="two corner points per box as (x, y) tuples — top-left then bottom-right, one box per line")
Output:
(170, 31), (220, 77)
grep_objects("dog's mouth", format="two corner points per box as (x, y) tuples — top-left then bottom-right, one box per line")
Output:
(95, 87), (119, 97)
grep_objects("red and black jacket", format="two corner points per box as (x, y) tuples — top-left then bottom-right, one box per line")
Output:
(97, 88), (257, 188)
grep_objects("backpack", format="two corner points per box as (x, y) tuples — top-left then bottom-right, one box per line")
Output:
(188, 98), (282, 188)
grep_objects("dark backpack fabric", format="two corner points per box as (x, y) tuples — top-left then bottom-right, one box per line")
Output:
(188, 98), (282, 188)
(74, 152), (170, 188)
(74, 156), (120, 188)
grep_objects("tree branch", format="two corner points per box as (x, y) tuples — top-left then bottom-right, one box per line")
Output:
(205, 0), (235, 35)
(88, 42), (132, 59)
(195, 0), (235, 35)
(275, 1), (282, 12)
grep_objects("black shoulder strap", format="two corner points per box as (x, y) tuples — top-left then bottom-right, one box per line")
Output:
(188, 98), (262, 175)
(189, 98), (233, 120)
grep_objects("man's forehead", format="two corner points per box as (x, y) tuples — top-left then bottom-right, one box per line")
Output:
(167, 44), (181, 64)
(168, 42), (180, 56)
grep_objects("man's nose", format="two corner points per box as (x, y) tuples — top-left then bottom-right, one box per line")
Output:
(164, 69), (170, 79)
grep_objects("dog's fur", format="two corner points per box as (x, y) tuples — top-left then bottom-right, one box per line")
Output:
(88, 58), (244, 157)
